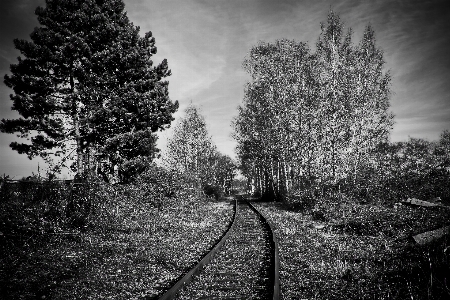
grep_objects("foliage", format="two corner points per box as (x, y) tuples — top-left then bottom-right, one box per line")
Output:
(203, 184), (222, 200)
(164, 104), (216, 184)
(101, 129), (160, 183)
(234, 11), (393, 201)
(351, 135), (450, 203)
(212, 153), (237, 195)
(135, 163), (186, 201)
(0, 0), (178, 176)
(164, 104), (237, 192)
(0, 177), (72, 233)
(230, 178), (247, 194)
(234, 11), (449, 206)
(254, 200), (450, 299)
(0, 175), (234, 299)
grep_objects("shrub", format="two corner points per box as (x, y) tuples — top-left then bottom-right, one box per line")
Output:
(0, 164), (212, 235)
(284, 188), (316, 211)
(65, 182), (94, 230)
(136, 164), (186, 200)
(0, 177), (71, 234)
(119, 156), (152, 184)
(203, 184), (221, 200)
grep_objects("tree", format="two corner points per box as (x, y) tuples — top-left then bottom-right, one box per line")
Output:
(235, 39), (313, 198)
(164, 104), (216, 186)
(213, 153), (237, 194)
(368, 134), (450, 202)
(102, 129), (159, 183)
(1, 0), (178, 177)
(437, 130), (450, 168)
(164, 104), (236, 191)
(233, 11), (394, 200)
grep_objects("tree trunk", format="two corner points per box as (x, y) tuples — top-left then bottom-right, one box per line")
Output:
(270, 159), (277, 196)
(71, 70), (83, 177)
(277, 159), (281, 198)
(284, 162), (289, 193)
(258, 166), (263, 195)
(74, 113), (82, 175)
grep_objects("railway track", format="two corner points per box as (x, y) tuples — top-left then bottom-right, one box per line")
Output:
(159, 195), (280, 299)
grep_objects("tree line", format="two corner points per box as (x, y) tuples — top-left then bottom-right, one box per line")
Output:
(233, 11), (449, 202)
(2, 2), (446, 201)
(163, 105), (236, 195)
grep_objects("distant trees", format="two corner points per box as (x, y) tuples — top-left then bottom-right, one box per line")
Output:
(235, 39), (311, 198)
(0, 0), (178, 179)
(361, 133), (450, 202)
(213, 154), (237, 195)
(164, 104), (236, 193)
(233, 11), (394, 200)
(165, 105), (217, 185)
(437, 130), (450, 167)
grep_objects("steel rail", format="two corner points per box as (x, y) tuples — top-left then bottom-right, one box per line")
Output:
(158, 198), (238, 300)
(246, 199), (281, 300)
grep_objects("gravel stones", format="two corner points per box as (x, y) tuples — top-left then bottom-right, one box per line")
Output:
(175, 200), (273, 299)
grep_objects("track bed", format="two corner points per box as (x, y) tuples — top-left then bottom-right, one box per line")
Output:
(172, 197), (274, 299)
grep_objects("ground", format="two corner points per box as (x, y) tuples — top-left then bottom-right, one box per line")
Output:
(254, 197), (450, 299)
(1, 188), (449, 299)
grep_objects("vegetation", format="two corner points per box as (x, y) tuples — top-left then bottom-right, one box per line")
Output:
(0, 171), (235, 299)
(254, 199), (450, 300)
(232, 11), (450, 299)
(0, 0), (178, 178)
(233, 11), (392, 199)
(233, 11), (449, 207)
(350, 132), (450, 203)
(1, 5), (449, 299)
(164, 104), (237, 195)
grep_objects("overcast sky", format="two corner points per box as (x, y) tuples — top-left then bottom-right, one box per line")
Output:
(1, 0), (449, 178)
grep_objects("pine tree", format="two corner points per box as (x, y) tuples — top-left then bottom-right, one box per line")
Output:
(1, 0), (178, 177)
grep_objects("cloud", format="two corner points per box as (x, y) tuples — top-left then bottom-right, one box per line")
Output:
(123, 0), (450, 155)
(2, 0), (450, 176)
(126, 0), (232, 101)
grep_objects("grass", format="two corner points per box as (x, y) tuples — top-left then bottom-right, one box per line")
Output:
(254, 196), (450, 299)
(2, 176), (449, 299)
(0, 181), (234, 299)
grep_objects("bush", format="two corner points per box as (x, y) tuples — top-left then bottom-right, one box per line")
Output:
(0, 177), (72, 234)
(87, 165), (204, 232)
(0, 165), (216, 235)
(119, 156), (153, 184)
(203, 184), (221, 200)
(284, 188), (316, 211)
(65, 182), (94, 230)
(349, 166), (450, 205)
(136, 164), (186, 200)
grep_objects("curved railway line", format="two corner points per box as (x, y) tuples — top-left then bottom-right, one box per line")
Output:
(158, 195), (280, 299)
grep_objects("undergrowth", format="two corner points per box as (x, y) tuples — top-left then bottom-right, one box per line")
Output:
(254, 198), (450, 299)
(0, 166), (234, 299)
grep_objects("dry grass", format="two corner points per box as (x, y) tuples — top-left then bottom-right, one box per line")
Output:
(0, 183), (234, 299)
(2, 177), (449, 299)
(254, 197), (450, 299)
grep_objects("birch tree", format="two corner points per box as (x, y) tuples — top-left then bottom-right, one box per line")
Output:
(234, 11), (394, 200)
(165, 105), (216, 186)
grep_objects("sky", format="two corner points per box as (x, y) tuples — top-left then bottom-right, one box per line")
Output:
(0, 0), (449, 179)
